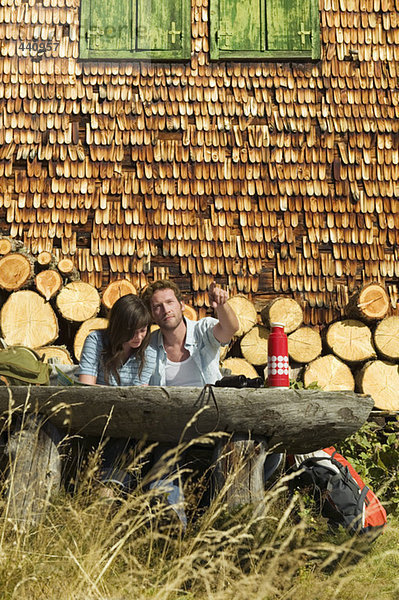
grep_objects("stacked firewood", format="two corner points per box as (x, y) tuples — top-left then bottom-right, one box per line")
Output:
(0, 236), (202, 365)
(0, 233), (397, 412)
(0, 236), (142, 363)
(222, 283), (399, 412)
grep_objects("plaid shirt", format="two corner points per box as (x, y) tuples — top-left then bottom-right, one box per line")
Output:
(78, 330), (156, 386)
(148, 317), (223, 386)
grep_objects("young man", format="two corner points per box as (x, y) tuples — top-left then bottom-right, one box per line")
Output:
(141, 279), (239, 386)
(141, 279), (239, 529)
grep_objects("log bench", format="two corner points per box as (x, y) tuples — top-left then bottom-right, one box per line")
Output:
(0, 386), (374, 526)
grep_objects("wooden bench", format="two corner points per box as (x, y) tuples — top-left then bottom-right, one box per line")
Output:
(0, 386), (374, 526)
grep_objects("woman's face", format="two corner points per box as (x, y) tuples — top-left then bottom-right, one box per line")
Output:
(125, 326), (148, 349)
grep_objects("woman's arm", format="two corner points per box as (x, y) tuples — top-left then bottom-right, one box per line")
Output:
(78, 373), (98, 385)
(78, 331), (102, 385)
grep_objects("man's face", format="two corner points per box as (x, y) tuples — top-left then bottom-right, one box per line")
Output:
(150, 288), (184, 331)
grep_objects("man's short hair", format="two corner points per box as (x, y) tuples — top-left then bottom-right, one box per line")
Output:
(140, 279), (183, 309)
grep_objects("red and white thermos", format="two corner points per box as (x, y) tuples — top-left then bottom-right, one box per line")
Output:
(267, 323), (290, 388)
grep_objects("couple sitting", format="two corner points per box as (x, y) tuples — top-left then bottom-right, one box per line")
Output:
(78, 279), (239, 388)
(78, 279), (240, 529)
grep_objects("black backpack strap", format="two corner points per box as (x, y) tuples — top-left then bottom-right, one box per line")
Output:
(194, 384), (220, 434)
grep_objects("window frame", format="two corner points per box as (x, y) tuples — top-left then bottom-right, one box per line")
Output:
(209, 0), (321, 61)
(79, 0), (191, 60)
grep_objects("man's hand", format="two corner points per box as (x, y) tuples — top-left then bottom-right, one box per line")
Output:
(209, 281), (229, 309)
(210, 282), (239, 343)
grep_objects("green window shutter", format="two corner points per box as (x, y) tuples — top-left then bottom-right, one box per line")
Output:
(80, 0), (134, 58)
(80, 0), (190, 59)
(137, 0), (186, 53)
(266, 0), (312, 52)
(217, 0), (263, 52)
(211, 0), (320, 60)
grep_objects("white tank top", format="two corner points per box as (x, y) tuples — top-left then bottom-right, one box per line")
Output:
(165, 354), (204, 387)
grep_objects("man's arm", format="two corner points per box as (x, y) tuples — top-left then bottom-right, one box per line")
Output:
(209, 282), (240, 344)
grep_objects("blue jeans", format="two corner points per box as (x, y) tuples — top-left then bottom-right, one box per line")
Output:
(100, 438), (142, 491)
(148, 443), (187, 529)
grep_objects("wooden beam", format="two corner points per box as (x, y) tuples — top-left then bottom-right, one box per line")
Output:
(0, 386), (374, 454)
(4, 415), (61, 528)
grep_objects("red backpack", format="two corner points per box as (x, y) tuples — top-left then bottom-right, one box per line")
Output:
(290, 446), (387, 536)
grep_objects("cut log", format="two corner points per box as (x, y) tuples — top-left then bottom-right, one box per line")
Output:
(102, 279), (137, 310)
(240, 325), (269, 366)
(374, 316), (399, 360)
(226, 295), (258, 337)
(213, 435), (268, 509)
(221, 357), (259, 379)
(260, 297), (303, 334)
(0, 237), (23, 255)
(303, 354), (355, 391)
(287, 326), (322, 363)
(345, 283), (390, 322)
(0, 238), (12, 255)
(5, 415), (61, 527)
(0, 290), (59, 348)
(0, 386), (374, 454)
(326, 319), (376, 363)
(37, 346), (73, 365)
(356, 360), (399, 411)
(0, 253), (33, 291)
(74, 317), (108, 361)
(35, 269), (63, 301)
(183, 304), (198, 321)
(57, 258), (79, 280)
(56, 281), (101, 322)
(219, 343), (230, 362)
(36, 251), (53, 268)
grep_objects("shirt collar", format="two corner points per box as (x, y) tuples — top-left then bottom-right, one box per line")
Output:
(154, 317), (195, 349)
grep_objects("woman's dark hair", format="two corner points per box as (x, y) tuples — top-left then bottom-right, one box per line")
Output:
(101, 294), (151, 385)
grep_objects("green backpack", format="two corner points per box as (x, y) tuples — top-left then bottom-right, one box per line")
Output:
(0, 346), (51, 386)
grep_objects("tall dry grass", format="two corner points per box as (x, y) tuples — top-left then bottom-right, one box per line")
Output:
(0, 409), (398, 600)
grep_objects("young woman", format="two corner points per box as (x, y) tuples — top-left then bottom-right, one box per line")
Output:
(79, 294), (155, 386)
(78, 294), (156, 495)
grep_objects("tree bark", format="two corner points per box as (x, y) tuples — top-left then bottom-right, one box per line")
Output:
(0, 386), (374, 454)
(213, 435), (269, 509)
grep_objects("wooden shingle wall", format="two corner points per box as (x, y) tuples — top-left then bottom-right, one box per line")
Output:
(1, 0), (399, 324)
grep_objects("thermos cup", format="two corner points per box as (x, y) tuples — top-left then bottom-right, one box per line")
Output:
(267, 322), (290, 388)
